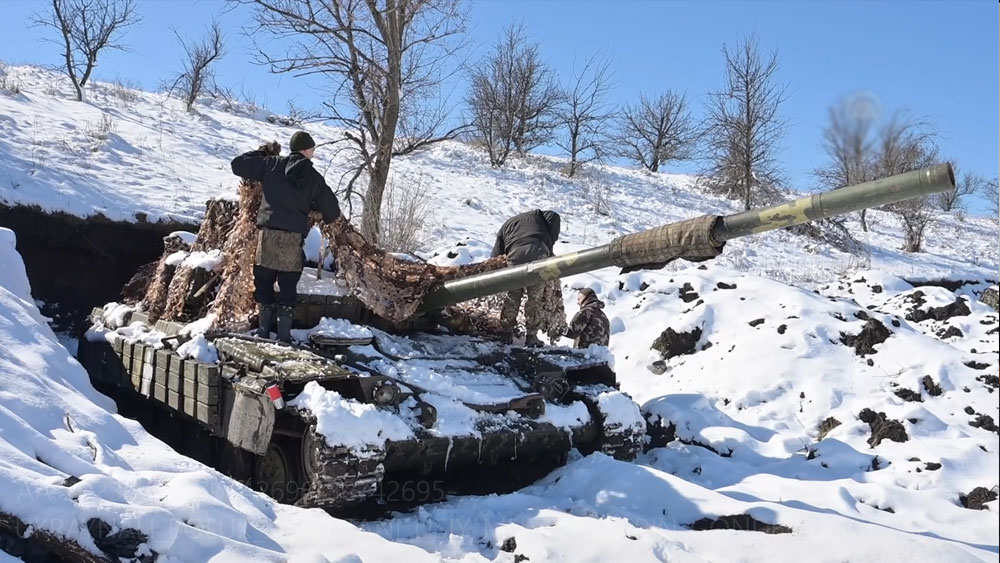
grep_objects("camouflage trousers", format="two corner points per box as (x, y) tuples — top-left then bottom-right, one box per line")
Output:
(500, 281), (567, 343)
(255, 228), (304, 272)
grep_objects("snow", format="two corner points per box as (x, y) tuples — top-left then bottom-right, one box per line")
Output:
(289, 382), (415, 448)
(1, 67), (999, 561)
(298, 317), (374, 341)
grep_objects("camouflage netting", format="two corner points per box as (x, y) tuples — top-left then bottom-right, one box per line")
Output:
(137, 233), (190, 319)
(319, 217), (508, 323)
(136, 143), (569, 340)
(156, 198), (238, 322)
(208, 178), (264, 328)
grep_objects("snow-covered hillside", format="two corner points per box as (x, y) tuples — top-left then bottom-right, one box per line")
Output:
(2, 65), (999, 561)
(1, 64), (996, 285)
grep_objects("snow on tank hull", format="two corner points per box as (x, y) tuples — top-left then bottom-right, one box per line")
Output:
(78, 304), (645, 509)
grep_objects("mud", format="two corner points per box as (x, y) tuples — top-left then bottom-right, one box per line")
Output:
(858, 408), (909, 447)
(678, 282), (699, 303)
(839, 319), (892, 356)
(687, 514), (792, 534)
(905, 296), (971, 324)
(893, 388), (922, 402)
(817, 417), (841, 440)
(921, 376), (943, 397)
(959, 487), (998, 510)
(651, 326), (703, 359)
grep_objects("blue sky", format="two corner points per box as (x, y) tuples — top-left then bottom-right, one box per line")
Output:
(1, 0), (997, 213)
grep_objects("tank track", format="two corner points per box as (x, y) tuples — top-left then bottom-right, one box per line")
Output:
(573, 384), (646, 461)
(294, 414), (387, 509)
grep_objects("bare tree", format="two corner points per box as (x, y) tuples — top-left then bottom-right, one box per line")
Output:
(611, 90), (694, 173)
(984, 177), (999, 219)
(935, 162), (986, 212)
(702, 33), (787, 210)
(32, 0), (139, 102)
(239, 0), (468, 244)
(466, 22), (562, 167)
(813, 96), (877, 230)
(167, 21), (224, 112)
(556, 53), (614, 177)
(875, 113), (939, 252)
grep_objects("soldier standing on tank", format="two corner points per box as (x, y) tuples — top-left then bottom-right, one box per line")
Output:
(231, 131), (341, 342)
(490, 209), (561, 347)
(564, 288), (610, 348)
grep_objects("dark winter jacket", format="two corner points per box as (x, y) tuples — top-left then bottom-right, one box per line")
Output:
(230, 150), (341, 236)
(490, 210), (561, 265)
(565, 292), (610, 348)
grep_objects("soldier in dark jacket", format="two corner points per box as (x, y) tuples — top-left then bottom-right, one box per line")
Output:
(231, 131), (341, 342)
(565, 288), (610, 348)
(490, 209), (561, 346)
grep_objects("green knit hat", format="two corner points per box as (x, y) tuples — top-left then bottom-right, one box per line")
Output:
(289, 131), (316, 152)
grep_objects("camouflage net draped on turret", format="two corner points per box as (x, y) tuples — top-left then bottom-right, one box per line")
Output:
(166, 199), (237, 320)
(319, 217), (508, 323)
(138, 144), (565, 340)
(138, 233), (190, 321)
(209, 178), (263, 328)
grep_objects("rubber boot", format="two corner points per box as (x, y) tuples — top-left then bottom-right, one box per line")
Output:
(257, 304), (275, 338)
(276, 305), (294, 343)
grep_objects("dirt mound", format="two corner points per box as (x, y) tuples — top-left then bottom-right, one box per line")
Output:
(959, 487), (998, 510)
(817, 417), (842, 440)
(921, 376), (943, 397)
(905, 295), (971, 323)
(893, 388), (922, 402)
(651, 326), (703, 359)
(859, 408), (908, 447)
(839, 319), (892, 356)
(687, 514), (792, 534)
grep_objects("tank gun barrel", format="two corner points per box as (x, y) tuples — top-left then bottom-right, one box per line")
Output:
(418, 163), (955, 312)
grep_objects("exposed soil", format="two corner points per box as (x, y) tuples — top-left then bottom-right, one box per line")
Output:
(817, 417), (841, 440)
(893, 388), (922, 403)
(921, 376), (943, 397)
(959, 487), (998, 510)
(0, 204), (193, 335)
(936, 326), (963, 339)
(678, 282), (700, 303)
(976, 375), (999, 390)
(964, 360), (991, 371)
(905, 296), (971, 324)
(969, 414), (998, 435)
(651, 326), (703, 359)
(858, 408), (909, 447)
(839, 319), (892, 356)
(687, 514), (792, 534)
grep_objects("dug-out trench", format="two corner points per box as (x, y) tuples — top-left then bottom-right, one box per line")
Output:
(0, 204), (196, 336)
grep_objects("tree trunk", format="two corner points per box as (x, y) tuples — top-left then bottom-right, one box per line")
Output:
(359, 0), (402, 245)
(859, 209), (869, 232)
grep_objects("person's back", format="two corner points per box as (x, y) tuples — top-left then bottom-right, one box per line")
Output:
(491, 209), (561, 265)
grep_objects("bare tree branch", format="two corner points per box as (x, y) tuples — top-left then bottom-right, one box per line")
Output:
(701, 33), (787, 210)
(612, 90), (695, 173)
(167, 20), (224, 112)
(465, 22), (561, 167)
(236, 0), (468, 244)
(556, 53), (615, 177)
(31, 0), (140, 102)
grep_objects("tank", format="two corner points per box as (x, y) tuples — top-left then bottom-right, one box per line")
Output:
(76, 163), (954, 510)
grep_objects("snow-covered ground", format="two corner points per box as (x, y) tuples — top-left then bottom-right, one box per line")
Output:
(2, 65), (999, 561)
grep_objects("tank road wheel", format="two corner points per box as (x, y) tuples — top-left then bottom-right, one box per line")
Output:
(254, 439), (304, 504)
(572, 385), (646, 461)
(295, 424), (387, 509)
